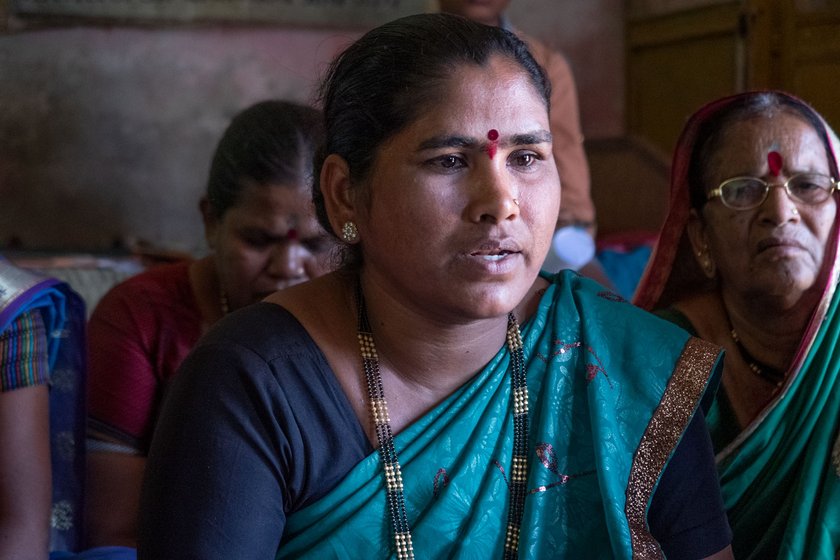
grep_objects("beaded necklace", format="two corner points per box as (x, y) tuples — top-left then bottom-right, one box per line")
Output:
(355, 286), (529, 560)
(729, 328), (785, 388)
(721, 304), (786, 388)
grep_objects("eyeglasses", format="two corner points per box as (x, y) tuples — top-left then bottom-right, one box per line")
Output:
(707, 173), (838, 210)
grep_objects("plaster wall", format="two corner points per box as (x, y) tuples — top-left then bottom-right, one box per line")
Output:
(0, 26), (358, 252)
(0, 1), (624, 253)
(512, 0), (624, 140)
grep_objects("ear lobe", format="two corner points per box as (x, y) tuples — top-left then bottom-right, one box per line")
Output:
(686, 209), (716, 278)
(685, 209), (705, 252)
(199, 197), (220, 249)
(320, 154), (357, 238)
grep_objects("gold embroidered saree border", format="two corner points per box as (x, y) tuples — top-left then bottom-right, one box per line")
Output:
(624, 337), (721, 558)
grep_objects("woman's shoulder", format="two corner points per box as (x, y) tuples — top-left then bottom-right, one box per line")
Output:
(119, 259), (189, 285)
(197, 302), (322, 365)
(172, 301), (364, 466)
(548, 269), (674, 325)
(90, 260), (196, 326)
(541, 270), (719, 365)
(96, 260), (191, 307)
(668, 292), (728, 344)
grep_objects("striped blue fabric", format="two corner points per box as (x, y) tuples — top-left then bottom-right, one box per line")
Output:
(0, 310), (50, 391)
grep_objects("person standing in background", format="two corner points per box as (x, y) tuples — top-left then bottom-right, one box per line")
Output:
(438, 0), (600, 274)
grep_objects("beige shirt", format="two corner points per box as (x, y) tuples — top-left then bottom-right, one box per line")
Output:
(518, 32), (595, 233)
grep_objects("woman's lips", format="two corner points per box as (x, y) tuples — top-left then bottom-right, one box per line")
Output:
(756, 237), (805, 253)
(470, 249), (519, 261)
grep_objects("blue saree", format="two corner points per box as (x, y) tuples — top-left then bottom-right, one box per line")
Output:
(278, 272), (722, 559)
(0, 258), (86, 553)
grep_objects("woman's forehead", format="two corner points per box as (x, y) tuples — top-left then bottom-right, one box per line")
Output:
(408, 60), (548, 132)
(711, 114), (826, 171)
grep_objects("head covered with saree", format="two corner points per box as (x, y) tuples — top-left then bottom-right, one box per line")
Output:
(635, 91), (840, 557)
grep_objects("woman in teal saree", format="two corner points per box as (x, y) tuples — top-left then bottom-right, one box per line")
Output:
(272, 271), (724, 559)
(635, 91), (840, 558)
(139, 14), (732, 559)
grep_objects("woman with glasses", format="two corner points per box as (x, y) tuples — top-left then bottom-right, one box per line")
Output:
(635, 91), (840, 558)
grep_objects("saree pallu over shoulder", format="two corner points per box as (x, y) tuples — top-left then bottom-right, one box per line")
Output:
(0, 258), (87, 553)
(278, 271), (722, 559)
(712, 278), (840, 559)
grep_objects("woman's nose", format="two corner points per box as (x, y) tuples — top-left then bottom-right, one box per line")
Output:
(466, 164), (519, 224)
(267, 242), (308, 279)
(759, 181), (800, 225)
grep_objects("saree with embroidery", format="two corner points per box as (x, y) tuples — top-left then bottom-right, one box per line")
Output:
(0, 258), (87, 553)
(634, 91), (840, 558)
(278, 271), (722, 559)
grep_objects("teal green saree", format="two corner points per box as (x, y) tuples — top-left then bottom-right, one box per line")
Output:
(279, 271), (721, 559)
(711, 283), (840, 557)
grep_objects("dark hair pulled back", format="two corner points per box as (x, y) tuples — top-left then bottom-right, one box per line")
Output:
(207, 100), (324, 219)
(313, 13), (550, 260)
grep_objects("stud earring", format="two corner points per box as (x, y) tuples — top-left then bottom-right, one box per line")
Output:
(341, 221), (359, 243)
(696, 246), (715, 278)
(792, 207), (799, 216)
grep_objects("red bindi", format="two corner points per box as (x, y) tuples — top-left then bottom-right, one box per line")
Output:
(768, 151), (783, 177)
(286, 228), (298, 241)
(485, 129), (499, 159)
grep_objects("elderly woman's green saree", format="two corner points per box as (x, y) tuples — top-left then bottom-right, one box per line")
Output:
(635, 91), (840, 559)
